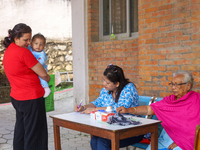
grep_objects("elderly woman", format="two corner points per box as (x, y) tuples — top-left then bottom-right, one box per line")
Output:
(117, 70), (200, 150)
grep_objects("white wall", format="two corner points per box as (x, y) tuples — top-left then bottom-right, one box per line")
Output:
(71, 0), (89, 106)
(0, 0), (71, 41)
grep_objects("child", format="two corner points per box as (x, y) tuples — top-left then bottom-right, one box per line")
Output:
(28, 33), (51, 98)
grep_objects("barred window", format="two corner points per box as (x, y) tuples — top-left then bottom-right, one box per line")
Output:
(100, 0), (138, 41)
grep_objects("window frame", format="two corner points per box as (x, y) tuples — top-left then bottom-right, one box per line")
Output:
(99, 0), (138, 41)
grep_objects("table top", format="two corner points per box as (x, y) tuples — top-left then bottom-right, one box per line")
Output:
(50, 112), (161, 131)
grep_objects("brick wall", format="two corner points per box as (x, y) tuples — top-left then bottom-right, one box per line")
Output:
(88, 0), (139, 101)
(138, 0), (200, 97)
(87, 0), (200, 101)
(88, 40), (139, 101)
(88, 0), (99, 42)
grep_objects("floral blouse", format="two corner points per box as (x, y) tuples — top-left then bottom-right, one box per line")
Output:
(91, 83), (139, 113)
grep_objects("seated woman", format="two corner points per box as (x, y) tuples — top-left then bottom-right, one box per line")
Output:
(117, 70), (200, 150)
(75, 64), (143, 150)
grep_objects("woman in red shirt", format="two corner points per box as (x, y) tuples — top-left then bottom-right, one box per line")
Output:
(3, 23), (50, 150)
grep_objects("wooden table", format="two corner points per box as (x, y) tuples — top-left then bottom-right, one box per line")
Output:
(50, 112), (161, 150)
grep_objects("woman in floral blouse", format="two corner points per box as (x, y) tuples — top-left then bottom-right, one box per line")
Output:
(75, 64), (143, 150)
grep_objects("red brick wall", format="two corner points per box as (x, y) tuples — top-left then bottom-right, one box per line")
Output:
(88, 0), (139, 101)
(87, 0), (200, 101)
(88, 40), (139, 101)
(88, 0), (99, 42)
(138, 0), (200, 97)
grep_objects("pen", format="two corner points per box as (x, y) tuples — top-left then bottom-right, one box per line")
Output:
(77, 100), (83, 112)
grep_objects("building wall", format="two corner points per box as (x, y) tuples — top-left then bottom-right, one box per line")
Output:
(88, 0), (139, 101)
(0, 0), (71, 41)
(88, 40), (139, 101)
(138, 0), (200, 97)
(71, 0), (89, 107)
(87, 0), (200, 101)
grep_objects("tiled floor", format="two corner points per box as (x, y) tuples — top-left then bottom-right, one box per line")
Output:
(0, 91), (144, 150)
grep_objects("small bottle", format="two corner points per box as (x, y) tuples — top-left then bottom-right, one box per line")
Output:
(95, 110), (105, 121)
(106, 106), (112, 113)
(90, 111), (96, 120)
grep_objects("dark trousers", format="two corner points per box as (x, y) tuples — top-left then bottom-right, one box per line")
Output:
(11, 97), (48, 150)
(90, 135), (144, 150)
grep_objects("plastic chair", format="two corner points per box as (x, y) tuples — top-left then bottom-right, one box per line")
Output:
(131, 143), (148, 150)
(131, 96), (163, 150)
(194, 125), (200, 150)
(129, 96), (154, 150)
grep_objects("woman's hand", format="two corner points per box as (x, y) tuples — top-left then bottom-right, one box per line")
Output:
(81, 108), (96, 114)
(168, 142), (178, 150)
(74, 105), (85, 112)
(75, 103), (97, 113)
(116, 106), (128, 114)
(74, 104), (96, 114)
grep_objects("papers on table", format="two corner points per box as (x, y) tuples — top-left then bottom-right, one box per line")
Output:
(69, 112), (90, 116)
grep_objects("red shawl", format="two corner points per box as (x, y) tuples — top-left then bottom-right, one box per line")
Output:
(151, 91), (200, 150)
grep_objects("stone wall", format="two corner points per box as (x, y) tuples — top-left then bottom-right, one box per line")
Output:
(0, 39), (73, 103)
(45, 40), (73, 74)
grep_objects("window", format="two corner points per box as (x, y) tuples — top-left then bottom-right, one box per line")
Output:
(99, 0), (138, 41)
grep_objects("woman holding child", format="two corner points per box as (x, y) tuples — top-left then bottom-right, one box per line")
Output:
(75, 64), (143, 150)
(3, 23), (50, 150)
(117, 70), (200, 150)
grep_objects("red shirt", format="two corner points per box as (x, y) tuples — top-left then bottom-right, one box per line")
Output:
(3, 43), (44, 100)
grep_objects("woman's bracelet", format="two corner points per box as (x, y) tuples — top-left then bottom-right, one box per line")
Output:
(93, 107), (97, 111)
(133, 107), (137, 114)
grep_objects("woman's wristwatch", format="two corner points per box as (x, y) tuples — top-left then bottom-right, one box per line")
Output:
(82, 105), (86, 110)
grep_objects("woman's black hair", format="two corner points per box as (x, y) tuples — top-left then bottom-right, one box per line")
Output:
(103, 64), (134, 103)
(3, 23), (32, 48)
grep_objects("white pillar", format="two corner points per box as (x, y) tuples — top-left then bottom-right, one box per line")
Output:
(71, 0), (89, 107)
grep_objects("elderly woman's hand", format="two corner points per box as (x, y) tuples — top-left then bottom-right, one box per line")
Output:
(116, 106), (128, 114)
(168, 142), (178, 150)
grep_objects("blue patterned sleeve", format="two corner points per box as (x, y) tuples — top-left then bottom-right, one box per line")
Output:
(91, 88), (105, 107)
(112, 83), (139, 113)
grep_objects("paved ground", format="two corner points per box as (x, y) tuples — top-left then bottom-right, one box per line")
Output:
(0, 90), (143, 150)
